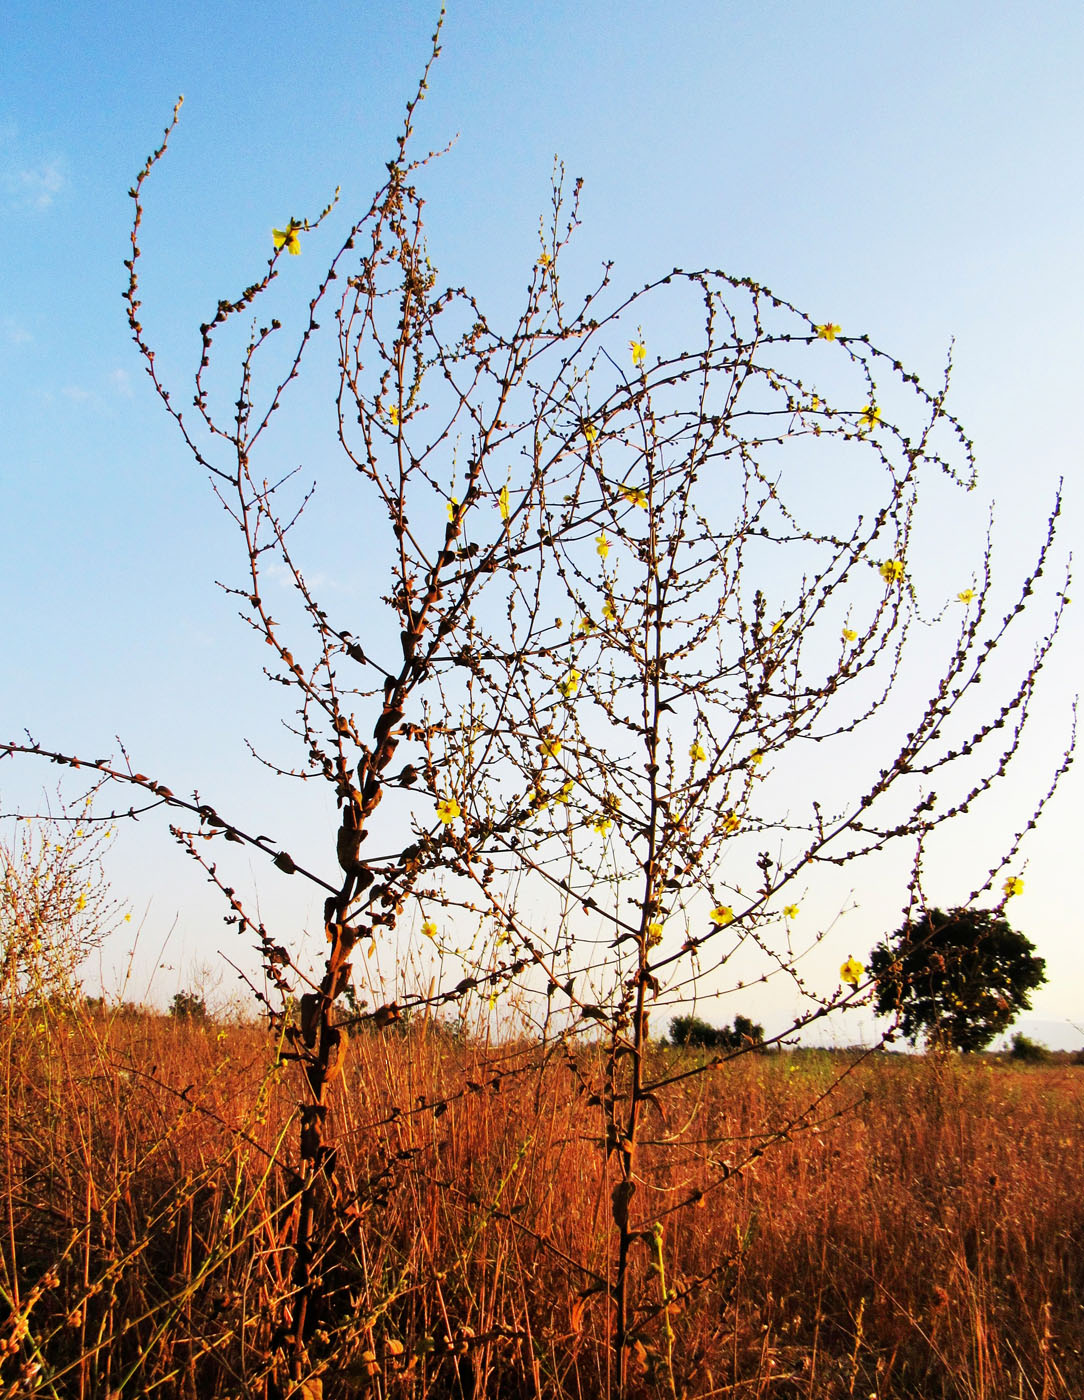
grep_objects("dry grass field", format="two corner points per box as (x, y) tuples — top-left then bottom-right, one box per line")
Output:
(1, 998), (1080, 1400)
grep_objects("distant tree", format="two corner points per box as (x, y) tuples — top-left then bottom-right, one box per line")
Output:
(1009, 1031), (1050, 1063)
(670, 1012), (764, 1051)
(169, 990), (208, 1022)
(0, 805), (121, 1003)
(869, 906), (1046, 1052)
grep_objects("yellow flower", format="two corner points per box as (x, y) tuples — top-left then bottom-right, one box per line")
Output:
(815, 323), (841, 341)
(272, 220), (302, 255)
(498, 484), (510, 521)
(76, 895), (86, 911)
(583, 421), (598, 443)
(842, 627), (858, 642)
(646, 923), (664, 947)
(722, 811), (740, 834)
(690, 741), (707, 763)
(957, 588), (974, 604)
(750, 749), (764, 766)
(447, 498), (460, 522)
(771, 618), (784, 636)
(602, 598), (617, 622)
(558, 668), (581, 697)
(436, 797), (460, 825)
(591, 814), (612, 835)
(859, 403), (882, 432)
(578, 616), (596, 634)
(537, 250), (552, 268)
(386, 404), (400, 426)
(124, 912), (132, 922)
(1003, 876), (1024, 898)
(421, 919), (438, 939)
(629, 338), (647, 367)
(783, 904), (799, 919)
(555, 779), (573, 804)
(596, 533), (611, 560)
(879, 559), (904, 584)
(621, 486), (648, 508)
(840, 955), (864, 986)
(710, 905), (734, 926)
(540, 737), (563, 757)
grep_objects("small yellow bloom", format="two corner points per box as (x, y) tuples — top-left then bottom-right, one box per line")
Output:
(124, 912), (132, 922)
(859, 403), (882, 432)
(809, 393), (821, 410)
(76, 895), (87, 911)
(957, 589), (974, 604)
(1003, 876), (1024, 898)
(272, 220), (302, 255)
(840, 955), (864, 986)
(770, 618), (784, 636)
(578, 616), (596, 634)
(630, 339), (647, 367)
(815, 323), (841, 341)
(537, 250), (552, 269)
(690, 741), (707, 763)
(710, 905), (734, 926)
(592, 814), (612, 835)
(646, 923), (664, 947)
(596, 533), (611, 560)
(842, 627), (858, 642)
(558, 668), (581, 697)
(555, 779), (573, 804)
(750, 749), (764, 766)
(783, 904), (799, 919)
(540, 737), (563, 757)
(621, 486), (648, 509)
(879, 559), (904, 584)
(421, 919), (438, 939)
(447, 498), (460, 523)
(436, 797), (460, 825)
(387, 404), (400, 426)
(499, 485), (510, 521)
(722, 811), (740, 834)
(583, 421), (598, 443)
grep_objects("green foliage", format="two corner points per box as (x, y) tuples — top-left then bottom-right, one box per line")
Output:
(669, 1013), (765, 1051)
(868, 907), (1046, 1053)
(169, 990), (208, 1022)
(1009, 1031), (1050, 1063)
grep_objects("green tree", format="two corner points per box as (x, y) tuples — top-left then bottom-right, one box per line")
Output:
(868, 906), (1046, 1052)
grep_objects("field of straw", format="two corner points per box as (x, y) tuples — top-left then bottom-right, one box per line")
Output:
(1, 999), (1080, 1400)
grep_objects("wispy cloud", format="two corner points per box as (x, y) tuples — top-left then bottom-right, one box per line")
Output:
(108, 368), (133, 398)
(5, 156), (66, 211)
(1, 126), (67, 212)
(62, 384), (94, 403)
(1, 316), (32, 347)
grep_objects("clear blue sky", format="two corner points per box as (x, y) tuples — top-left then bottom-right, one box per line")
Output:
(3, 1), (1081, 1039)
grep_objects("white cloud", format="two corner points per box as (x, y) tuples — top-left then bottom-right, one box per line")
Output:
(108, 368), (133, 398)
(1, 316), (32, 346)
(62, 384), (93, 403)
(1, 125), (67, 212)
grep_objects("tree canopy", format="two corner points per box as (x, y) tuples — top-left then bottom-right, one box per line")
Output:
(868, 905), (1046, 1052)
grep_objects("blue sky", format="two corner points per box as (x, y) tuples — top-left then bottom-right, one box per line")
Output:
(2, 1), (1082, 1039)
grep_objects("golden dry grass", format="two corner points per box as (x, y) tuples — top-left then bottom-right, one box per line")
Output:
(0, 999), (1080, 1399)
